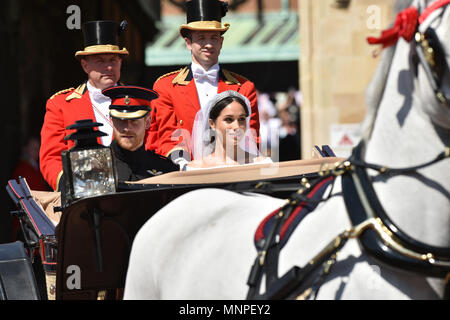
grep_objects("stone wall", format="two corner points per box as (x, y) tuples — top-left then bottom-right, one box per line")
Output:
(299, 0), (395, 158)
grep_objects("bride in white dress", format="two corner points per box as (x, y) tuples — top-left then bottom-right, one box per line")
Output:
(186, 90), (272, 169)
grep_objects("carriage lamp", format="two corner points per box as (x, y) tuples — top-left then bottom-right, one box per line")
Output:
(61, 119), (117, 204)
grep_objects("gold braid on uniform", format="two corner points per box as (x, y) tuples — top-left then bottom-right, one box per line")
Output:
(156, 68), (183, 83)
(222, 69), (247, 85)
(49, 88), (74, 100)
(229, 70), (249, 81)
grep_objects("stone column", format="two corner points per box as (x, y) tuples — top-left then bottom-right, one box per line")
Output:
(298, 0), (394, 158)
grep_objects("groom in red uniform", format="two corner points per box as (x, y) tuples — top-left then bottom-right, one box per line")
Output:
(40, 20), (129, 191)
(146, 0), (260, 169)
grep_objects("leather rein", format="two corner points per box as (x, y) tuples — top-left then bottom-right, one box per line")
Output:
(246, 143), (450, 300)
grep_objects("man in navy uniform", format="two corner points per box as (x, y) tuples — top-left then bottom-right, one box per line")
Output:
(102, 85), (180, 181)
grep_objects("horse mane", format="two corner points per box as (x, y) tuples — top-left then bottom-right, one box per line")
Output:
(361, 0), (425, 141)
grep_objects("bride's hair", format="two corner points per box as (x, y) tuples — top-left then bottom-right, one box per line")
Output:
(209, 95), (249, 123)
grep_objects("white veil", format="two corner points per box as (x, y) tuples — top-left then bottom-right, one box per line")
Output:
(190, 90), (260, 161)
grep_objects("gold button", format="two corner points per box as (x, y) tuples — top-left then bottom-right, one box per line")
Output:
(179, 120), (184, 125)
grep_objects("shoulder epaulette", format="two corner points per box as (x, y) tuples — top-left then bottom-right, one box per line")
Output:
(231, 71), (249, 82)
(222, 69), (249, 85)
(155, 68), (183, 83)
(49, 87), (74, 100)
(66, 83), (87, 101)
(172, 67), (190, 85)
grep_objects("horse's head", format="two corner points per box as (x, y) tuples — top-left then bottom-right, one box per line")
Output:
(363, 0), (450, 140)
(414, 1), (450, 129)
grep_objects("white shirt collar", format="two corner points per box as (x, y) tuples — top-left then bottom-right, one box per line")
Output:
(86, 81), (112, 102)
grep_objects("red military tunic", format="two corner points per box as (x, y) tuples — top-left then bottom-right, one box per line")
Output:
(146, 66), (260, 158)
(40, 83), (101, 190)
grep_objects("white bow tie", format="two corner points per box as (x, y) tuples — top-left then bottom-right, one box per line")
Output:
(193, 68), (218, 83)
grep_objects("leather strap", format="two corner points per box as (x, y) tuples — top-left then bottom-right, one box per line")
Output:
(342, 143), (450, 278)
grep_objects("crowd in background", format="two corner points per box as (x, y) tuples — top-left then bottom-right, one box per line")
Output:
(258, 88), (302, 162)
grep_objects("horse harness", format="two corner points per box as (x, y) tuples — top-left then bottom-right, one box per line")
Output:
(246, 1), (450, 300)
(413, 18), (450, 107)
(246, 142), (450, 300)
(367, 0), (450, 107)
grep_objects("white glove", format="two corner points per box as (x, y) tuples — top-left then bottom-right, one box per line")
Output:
(173, 157), (189, 171)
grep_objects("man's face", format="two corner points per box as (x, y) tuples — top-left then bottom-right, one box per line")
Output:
(81, 54), (122, 90)
(185, 30), (223, 70)
(112, 115), (150, 151)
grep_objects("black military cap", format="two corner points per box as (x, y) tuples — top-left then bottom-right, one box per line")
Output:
(102, 86), (159, 120)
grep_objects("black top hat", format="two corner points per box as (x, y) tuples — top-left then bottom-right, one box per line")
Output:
(102, 86), (159, 120)
(75, 20), (129, 57)
(180, 0), (230, 37)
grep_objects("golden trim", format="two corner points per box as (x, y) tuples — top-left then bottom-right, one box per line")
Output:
(344, 217), (435, 263)
(437, 92), (446, 105)
(222, 69), (241, 85)
(343, 171), (450, 266)
(50, 87), (74, 100)
(330, 160), (352, 176)
(55, 170), (64, 191)
(172, 67), (190, 85)
(179, 21), (230, 36)
(319, 162), (330, 176)
(166, 147), (186, 158)
(97, 290), (107, 300)
(156, 68), (182, 83)
(301, 177), (311, 189)
(254, 182), (265, 189)
(66, 83), (86, 101)
(415, 32), (437, 68)
(308, 235), (342, 265)
(258, 250), (267, 266)
(110, 109), (148, 120)
(295, 288), (312, 300)
(75, 45), (129, 57)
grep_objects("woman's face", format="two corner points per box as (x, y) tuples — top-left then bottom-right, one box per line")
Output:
(209, 101), (247, 149)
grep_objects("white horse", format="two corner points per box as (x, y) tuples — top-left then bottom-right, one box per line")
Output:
(124, 0), (450, 300)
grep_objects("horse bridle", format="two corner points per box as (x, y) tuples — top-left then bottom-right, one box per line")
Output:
(413, 25), (450, 107)
(366, 0), (450, 107)
(246, 1), (450, 300)
(246, 143), (450, 300)
(410, 0), (450, 107)
(341, 142), (450, 273)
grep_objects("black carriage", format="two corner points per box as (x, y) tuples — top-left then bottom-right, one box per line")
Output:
(1, 147), (339, 300)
